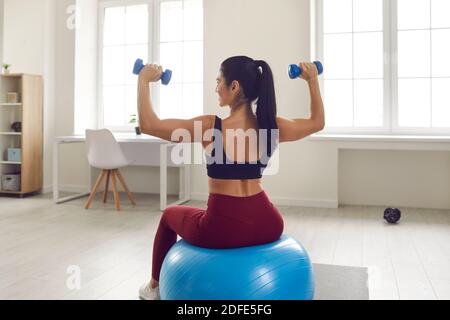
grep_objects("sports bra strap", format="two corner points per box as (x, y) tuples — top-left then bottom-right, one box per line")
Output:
(211, 116), (221, 158)
(215, 116), (221, 131)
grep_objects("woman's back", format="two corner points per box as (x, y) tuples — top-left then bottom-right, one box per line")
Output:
(204, 114), (265, 197)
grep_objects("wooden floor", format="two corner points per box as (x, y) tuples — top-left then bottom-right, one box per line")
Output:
(0, 192), (449, 300)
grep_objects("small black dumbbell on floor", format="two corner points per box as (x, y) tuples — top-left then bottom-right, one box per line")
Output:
(384, 208), (401, 224)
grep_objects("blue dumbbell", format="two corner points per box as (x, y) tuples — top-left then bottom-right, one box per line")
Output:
(133, 59), (172, 85)
(288, 61), (324, 79)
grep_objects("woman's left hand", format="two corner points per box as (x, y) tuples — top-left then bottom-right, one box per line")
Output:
(298, 62), (318, 82)
(138, 64), (163, 83)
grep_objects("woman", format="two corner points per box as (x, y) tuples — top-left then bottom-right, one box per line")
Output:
(137, 56), (325, 300)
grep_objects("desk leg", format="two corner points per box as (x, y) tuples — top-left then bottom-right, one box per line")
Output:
(178, 144), (189, 201)
(184, 153), (191, 202)
(178, 168), (189, 201)
(179, 166), (184, 200)
(160, 143), (192, 212)
(182, 144), (191, 203)
(53, 141), (59, 203)
(160, 144), (168, 211)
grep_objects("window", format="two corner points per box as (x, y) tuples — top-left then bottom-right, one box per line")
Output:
(159, 0), (203, 120)
(98, 0), (203, 132)
(317, 0), (450, 135)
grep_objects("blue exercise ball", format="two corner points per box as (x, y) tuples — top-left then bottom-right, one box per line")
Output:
(159, 235), (314, 300)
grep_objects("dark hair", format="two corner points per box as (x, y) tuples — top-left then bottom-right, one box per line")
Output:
(220, 56), (278, 158)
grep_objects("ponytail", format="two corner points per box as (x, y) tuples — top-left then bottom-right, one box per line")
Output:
(220, 56), (279, 161)
(255, 60), (279, 159)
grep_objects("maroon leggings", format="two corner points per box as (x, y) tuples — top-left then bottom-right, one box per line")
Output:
(152, 190), (284, 281)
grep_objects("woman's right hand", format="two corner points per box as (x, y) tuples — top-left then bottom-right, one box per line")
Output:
(138, 64), (164, 84)
(298, 62), (318, 83)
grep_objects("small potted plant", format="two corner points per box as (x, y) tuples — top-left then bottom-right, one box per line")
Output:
(129, 114), (141, 135)
(2, 64), (11, 74)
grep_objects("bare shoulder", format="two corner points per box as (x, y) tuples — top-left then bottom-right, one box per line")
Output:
(197, 114), (216, 132)
(195, 115), (216, 147)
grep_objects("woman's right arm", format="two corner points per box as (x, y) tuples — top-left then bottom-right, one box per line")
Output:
(137, 64), (215, 144)
(277, 62), (325, 143)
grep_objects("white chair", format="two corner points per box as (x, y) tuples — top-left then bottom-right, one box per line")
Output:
(85, 129), (136, 211)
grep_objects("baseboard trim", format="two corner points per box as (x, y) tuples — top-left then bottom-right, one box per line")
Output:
(190, 192), (339, 209)
(42, 185), (181, 197)
(43, 185), (52, 194)
(43, 185), (88, 195)
(42, 186), (338, 209)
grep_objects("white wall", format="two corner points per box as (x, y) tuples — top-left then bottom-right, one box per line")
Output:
(43, 0), (56, 191)
(339, 150), (450, 209)
(55, 0), (75, 137)
(50, 0), (90, 192)
(3, 0), (45, 75)
(74, 0), (98, 135)
(0, 0), (3, 66)
(2, 0), (57, 189)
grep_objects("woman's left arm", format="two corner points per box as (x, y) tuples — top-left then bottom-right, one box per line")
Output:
(137, 64), (214, 144)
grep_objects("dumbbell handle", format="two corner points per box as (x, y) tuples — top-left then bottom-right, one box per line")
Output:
(288, 61), (323, 79)
(133, 59), (172, 85)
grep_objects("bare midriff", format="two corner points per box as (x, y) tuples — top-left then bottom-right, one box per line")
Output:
(208, 178), (264, 197)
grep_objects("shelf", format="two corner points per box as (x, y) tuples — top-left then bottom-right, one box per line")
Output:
(0, 161), (21, 165)
(0, 103), (22, 107)
(0, 132), (21, 136)
(1, 73), (23, 78)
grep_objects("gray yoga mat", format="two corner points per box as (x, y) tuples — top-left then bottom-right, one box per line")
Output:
(313, 264), (369, 300)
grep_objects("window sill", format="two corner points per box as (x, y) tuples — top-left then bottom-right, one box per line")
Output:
(306, 134), (450, 143)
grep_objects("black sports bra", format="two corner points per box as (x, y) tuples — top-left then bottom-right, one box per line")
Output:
(206, 116), (269, 180)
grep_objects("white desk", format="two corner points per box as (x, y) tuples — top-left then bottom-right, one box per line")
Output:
(53, 134), (191, 211)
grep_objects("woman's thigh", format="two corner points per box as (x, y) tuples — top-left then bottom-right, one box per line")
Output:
(161, 205), (206, 242)
(161, 201), (283, 249)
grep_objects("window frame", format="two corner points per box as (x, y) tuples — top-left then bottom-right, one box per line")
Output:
(316, 0), (450, 136)
(97, 0), (159, 133)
